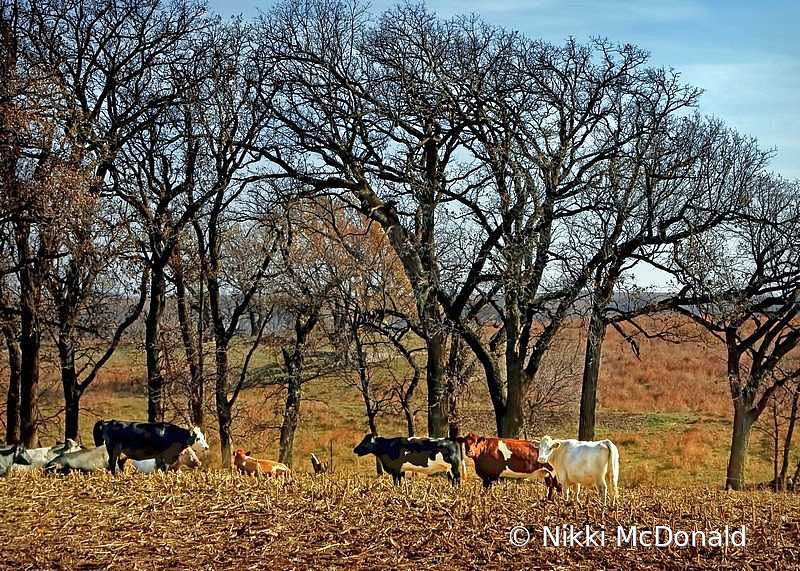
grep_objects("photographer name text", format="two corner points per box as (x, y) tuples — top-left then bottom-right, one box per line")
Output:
(509, 524), (746, 548)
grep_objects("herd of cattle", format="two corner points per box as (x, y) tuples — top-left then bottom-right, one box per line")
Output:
(0, 420), (620, 505)
(354, 432), (619, 506)
(0, 420), (210, 476)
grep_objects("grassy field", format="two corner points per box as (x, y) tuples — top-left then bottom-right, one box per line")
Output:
(20, 318), (782, 487)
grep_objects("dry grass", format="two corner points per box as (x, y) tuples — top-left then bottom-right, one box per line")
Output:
(598, 329), (730, 416)
(0, 470), (798, 570)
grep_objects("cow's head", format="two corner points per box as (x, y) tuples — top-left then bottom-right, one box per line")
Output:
(353, 434), (375, 457)
(232, 448), (248, 467)
(189, 427), (210, 452)
(64, 438), (81, 451)
(178, 447), (201, 469)
(12, 444), (32, 466)
(455, 433), (484, 458)
(536, 435), (560, 465)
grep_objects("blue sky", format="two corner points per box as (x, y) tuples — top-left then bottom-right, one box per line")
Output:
(209, 0), (799, 179)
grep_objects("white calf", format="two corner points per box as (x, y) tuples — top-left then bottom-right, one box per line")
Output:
(131, 447), (202, 473)
(537, 435), (619, 507)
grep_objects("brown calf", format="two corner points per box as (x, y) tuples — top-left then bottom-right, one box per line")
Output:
(233, 448), (290, 477)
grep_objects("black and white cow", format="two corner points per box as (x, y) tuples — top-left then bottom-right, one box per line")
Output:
(0, 444), (32, 476)
(353, 434), (465, 485)
(93, 420), (209, 474)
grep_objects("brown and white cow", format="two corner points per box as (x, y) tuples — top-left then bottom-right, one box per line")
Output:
(536, 435), (619, 507)
(233, 448), (290, 477)
(457, 432), (560, 496)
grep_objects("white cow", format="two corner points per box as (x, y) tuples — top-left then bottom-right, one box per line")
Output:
(131, 447), (202, 473)
(0, 444), (32, 476)
(536, 435), (619, 507)
(12, 439), (82, 472)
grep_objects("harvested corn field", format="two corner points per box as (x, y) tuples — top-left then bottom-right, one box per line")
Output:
(1, 471), (799, 570)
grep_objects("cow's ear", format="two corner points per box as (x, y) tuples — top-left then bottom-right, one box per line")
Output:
(552, 442), (562, 449)
(477, 436), (485, 443)
(246, 451), (252, 456)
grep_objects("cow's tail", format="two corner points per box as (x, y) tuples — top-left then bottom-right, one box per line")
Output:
(604, 440), (619, 504)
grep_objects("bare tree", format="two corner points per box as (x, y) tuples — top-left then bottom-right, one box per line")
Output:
(668, 176), (800, 490)
(321, 204), (424, 443)
(0, 2), (22, 442)
(19, 0), (212, 424)
(264, 199), (356, 467)
(45, 200), (148, 440)
(168, 239), (205, 426)
(577, 116), (768, 440)
(252, 0), (479, 437)
(181, 17), (282, 464)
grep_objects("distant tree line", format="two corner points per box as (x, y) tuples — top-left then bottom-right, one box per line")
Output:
(1, 0), (798, 489)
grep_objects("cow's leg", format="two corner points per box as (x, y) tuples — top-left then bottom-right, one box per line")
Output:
(392, 472), (403, 485)
(450, 462), (462, 486)
(109, 446), (121, 475)
(564, 482), (576, 504)
(596, 480), (608, 505)
(481, 477), (496, 489)
(545, 475), (556, 500)
(156, 457), (169, 472)
(597, 480), (608, 505)
(573, 484), (583, 508)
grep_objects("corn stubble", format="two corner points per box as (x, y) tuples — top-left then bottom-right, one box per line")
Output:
(0, 470), (797, 570)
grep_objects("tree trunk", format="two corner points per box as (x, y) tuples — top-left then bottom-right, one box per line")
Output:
(367, 413), (382, 475)
(725, 399), (755, 490)
(174, 262), (203, 426)
(217, 395), (233, 468)
(17, 253), (41, 448)
(63, 381), (82, 442)
(426, 331), (448, 438)
(248, 306), (260, 337)
(445, 334), (466, 439)
(500, 293), (525, 438)
(579, 305), (608, 441)
(779, 384), (800, 489)
(772, 401), (779, 487)
(209, 311), (233, 468)
(501, 354), (525, 438)
(146, 266), (167, 422)
(2, 327), (21, 444)
(58, 336), (82, 440)
(279, 346), (302, 467)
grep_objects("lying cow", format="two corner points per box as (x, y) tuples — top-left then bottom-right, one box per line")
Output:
(12, 439), (82, 472)
(94, 420), (209, 475)
(233, 449), (290, 477)
(0, 444), (32, 476)
(353, 434), (465, 485)
(536, 435), (620, 507)
(132, 447), (202, 473)
(457, 432), (560, 496)
(45, 445), (112, 474)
